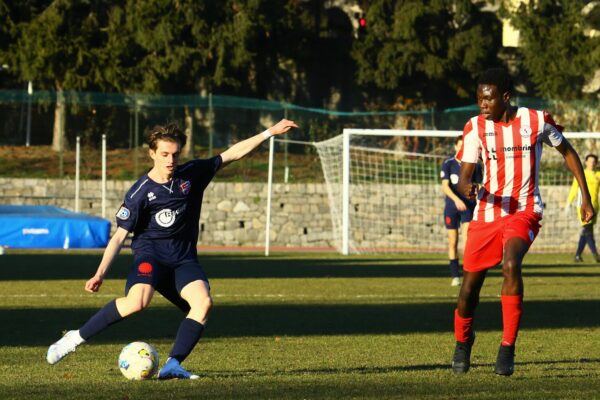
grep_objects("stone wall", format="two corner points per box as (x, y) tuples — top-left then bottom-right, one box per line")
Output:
(0, 178), (335, 249)
(0, 178), (586, 252)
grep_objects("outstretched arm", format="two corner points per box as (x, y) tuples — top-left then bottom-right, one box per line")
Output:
(556, 139), (594, 223)
(220, 119), (298, 168)
(85, 227), (129, 293)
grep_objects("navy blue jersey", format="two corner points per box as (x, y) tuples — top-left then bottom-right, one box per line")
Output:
(116, 156), (222, 263)
(440, 157), (482, 209)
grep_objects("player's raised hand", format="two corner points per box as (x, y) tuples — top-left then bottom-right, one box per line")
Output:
(85, 275), (104, 293)
(268, 119), (298, 136)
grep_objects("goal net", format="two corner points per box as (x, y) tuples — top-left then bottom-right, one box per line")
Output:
(314, 129), (600, 254)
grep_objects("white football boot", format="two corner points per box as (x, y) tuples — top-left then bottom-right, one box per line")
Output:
(46, 330), (85, 364)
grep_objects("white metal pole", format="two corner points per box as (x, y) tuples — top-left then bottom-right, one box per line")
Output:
(26, 81), (32, 147)
(265, 136), (275, 256)
(101, 134), (107, 218)
(75, 136), (80, 212)
(283, 107), (289, 183)
(342, 130), (350, 255)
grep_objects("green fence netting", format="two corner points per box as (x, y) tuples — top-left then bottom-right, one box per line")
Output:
(1, 90), (597, 149)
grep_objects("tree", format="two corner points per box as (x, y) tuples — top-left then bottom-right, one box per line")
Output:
(508, 0), (600, 100)
(100, 0), (328, 153)
(351, 0), (502, 107)
(10, 0), (118, 151)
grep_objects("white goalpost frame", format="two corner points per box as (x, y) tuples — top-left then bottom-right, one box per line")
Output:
(265, 136), (275, 256)
(341, 129), (461, 255)
(341, 131), (351, 255)
(337, 128), (598, 255)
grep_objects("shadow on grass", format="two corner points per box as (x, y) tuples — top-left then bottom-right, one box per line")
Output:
(1, 254), (598, 280)
(200, 357), (600, 378)
(202, 364), (451, 378)
(5, 299), (600, 346)
(0, 254), (451, 280)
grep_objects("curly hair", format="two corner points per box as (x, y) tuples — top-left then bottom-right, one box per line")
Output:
(477, 68), (513, 95)
(146, 123), (187, 150)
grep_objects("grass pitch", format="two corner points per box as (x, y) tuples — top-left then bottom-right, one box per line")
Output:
(1, 251), (599, 399)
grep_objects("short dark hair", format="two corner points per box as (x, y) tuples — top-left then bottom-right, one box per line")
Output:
(455, 136), (463, 144)
(477, 68), (513, 95)
(585, 154), (598, 163)
(146, 123), (187, 150)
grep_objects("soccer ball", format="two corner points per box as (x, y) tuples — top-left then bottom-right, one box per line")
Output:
(118, 341), (159, 380)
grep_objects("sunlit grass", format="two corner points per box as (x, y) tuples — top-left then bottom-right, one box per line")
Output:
(0, 251), (599, 399)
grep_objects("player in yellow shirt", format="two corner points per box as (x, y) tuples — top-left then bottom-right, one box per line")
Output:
(566, 154), (600, 262)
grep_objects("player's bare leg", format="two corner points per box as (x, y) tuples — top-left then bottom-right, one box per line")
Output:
(158, 280), (211, 380)
(452, 270), (487, 373)
(116, 283), (155, 316)
(495, 238), (529, 376)
(457, 270), (488, 317)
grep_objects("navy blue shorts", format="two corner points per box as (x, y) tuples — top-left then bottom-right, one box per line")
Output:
(125, 256), (209, 312)
(444, 206), (474, 229)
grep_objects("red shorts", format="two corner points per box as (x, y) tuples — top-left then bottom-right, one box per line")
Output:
(463, 212), (542, 272)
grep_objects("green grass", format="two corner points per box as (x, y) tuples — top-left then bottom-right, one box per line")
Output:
(1, 251), (600, 399)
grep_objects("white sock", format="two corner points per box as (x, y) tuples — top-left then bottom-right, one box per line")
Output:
(72, 330), (85, 345)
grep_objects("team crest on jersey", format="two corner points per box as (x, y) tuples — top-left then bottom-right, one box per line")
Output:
(180, 180), (191, 195)
(155, 208), (178, 227)
(116, 206), (130, 220)
(520, 127), (532, 138)
(147, 192), (156, 201)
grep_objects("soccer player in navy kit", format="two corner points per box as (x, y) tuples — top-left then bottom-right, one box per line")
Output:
(47, 118), (298, 379)
(440, 137), (482, 286)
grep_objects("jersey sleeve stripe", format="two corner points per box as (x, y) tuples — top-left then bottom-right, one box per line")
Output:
(475, 117), (489, 222)
(129, 179), (149, 199)
(525, 110), (540, 213)
(492, 122), (506, 221)
(509, 121), (523, 215)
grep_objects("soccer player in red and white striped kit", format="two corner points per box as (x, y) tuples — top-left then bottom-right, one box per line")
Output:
(451, 68), (594, 376)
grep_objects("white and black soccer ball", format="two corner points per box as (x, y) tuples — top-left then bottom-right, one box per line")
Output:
(118, 341), (159, 380)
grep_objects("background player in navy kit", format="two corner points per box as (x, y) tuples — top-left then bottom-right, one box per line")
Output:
(440, 137), (482, 286)
(47, 119), (298, 379)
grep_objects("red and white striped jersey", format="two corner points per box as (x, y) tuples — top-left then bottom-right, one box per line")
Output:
(459, 108), (564, 222)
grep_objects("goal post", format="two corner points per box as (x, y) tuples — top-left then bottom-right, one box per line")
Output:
(341, 129), (461, 255)
(338, 129), (461, 255)
(315, 129), (600, 255)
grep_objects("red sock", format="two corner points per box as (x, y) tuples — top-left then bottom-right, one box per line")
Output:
(501, 295), (523, 346)
(454, 309), (473, 342)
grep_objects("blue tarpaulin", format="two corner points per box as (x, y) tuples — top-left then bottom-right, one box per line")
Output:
(0, 205), (110, 248)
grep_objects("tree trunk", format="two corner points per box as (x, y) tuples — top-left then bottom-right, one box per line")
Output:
(182, 105), (193, 158)
(52, 84), (67, 152)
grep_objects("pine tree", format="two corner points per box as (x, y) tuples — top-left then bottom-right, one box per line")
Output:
(351, 0), (501, 106)
(508, 0), (600, 100)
